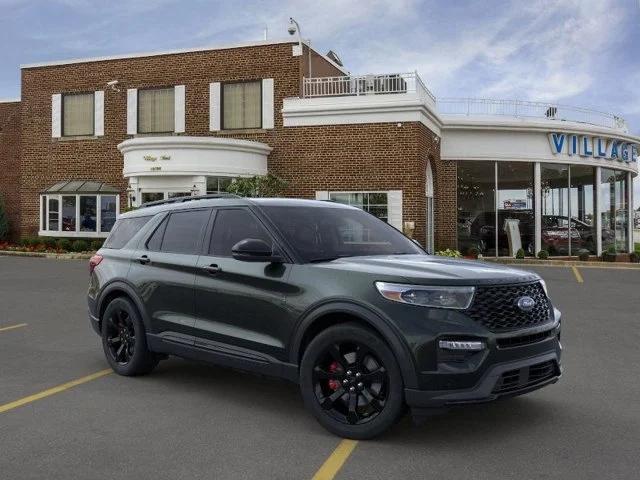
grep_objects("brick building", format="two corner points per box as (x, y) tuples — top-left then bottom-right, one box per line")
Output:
(1, 38), (639, 256)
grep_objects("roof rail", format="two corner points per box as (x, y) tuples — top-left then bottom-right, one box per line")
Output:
(138, 193), (241, 209)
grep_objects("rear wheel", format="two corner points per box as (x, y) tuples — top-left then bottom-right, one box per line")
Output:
(300, 323), (404, 439)
(101, 297), (158, 376)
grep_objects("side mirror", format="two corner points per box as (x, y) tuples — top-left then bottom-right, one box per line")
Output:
(231, 238), (283, 263)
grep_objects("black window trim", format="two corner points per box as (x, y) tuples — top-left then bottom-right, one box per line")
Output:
(61, 91), (95, 137)
(136, 85), (176, 135)
(204, 206), (289, 260)
(220, 79), (263, 131)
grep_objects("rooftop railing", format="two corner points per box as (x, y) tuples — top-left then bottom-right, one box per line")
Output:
(302, 72), (436, 105)
(436, 97), (628, 132)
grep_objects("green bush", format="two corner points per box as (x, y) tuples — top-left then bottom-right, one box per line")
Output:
(71, 239), (88, 252)
(57, 238), (72, 252)
(537, 250), (549, 260)
(0, 196), (9, 241)
(467, 246), (480, 258)
(515, 248), (525, 259)
(577, 249), (590, 261)
(90, 239), (104, 251)
(435, 248), (462, 258)
(42, 237), (57, 249)
(226, 174), (288, 198)
(629, 252), (640, 263)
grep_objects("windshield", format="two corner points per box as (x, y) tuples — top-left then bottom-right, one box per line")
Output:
(261, 205), (424, 262)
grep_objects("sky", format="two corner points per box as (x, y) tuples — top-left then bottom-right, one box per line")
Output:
(1, 0), (639, 197)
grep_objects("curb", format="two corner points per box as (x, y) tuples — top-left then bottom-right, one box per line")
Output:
(0, 250), (93, 260)
(484, 258), (640, 269)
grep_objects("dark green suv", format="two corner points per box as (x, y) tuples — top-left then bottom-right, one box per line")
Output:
(88, 195), (562, 439)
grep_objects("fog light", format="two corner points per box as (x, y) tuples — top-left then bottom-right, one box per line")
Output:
(438, 340), (485, 351)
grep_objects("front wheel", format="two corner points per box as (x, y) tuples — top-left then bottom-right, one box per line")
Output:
(300, 323), (404, 439)
(101, 297), (158, 376)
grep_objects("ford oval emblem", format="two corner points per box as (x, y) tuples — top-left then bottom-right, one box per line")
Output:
(517, 296), (536, 312)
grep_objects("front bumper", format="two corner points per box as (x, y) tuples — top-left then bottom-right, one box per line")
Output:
(88, 311), (101, 335)
(405, 349), (561, 409)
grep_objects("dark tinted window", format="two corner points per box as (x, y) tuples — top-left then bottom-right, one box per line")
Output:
(146, 216), (168, 251)
(261, 206), (423, 262)
(161, 209), (211, 254)
(210, 209), (272, 256)
(103, 216), (152, 249)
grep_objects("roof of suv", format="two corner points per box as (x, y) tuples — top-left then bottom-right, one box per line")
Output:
(120, 195), (356, 218)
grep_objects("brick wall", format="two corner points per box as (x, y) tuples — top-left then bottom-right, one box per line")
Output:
(0, 101), (21, 239)
(14, 41), (451, 245)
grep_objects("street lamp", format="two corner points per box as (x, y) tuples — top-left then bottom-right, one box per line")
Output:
(288, 17), (312, 79)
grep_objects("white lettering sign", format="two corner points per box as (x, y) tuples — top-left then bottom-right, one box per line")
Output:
(548, 133), (638, 163)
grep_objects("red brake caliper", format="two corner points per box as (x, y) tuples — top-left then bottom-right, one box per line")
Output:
(328, 361), (340, 391)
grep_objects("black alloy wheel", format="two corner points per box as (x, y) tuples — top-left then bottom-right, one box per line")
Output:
(300, 323), (404, 439)
(312, 341), (388, 425)
(105, 307), (136, 365)
(101, 297), (158, 376)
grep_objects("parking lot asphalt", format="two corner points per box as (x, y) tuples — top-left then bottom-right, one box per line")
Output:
(1, 256), (639, 480)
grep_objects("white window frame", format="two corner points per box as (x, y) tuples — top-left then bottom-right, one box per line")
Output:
(39, 193), (120, 238)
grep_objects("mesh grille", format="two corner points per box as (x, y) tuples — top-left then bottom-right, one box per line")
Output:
(465, 282), (552, 332)
(493, 360), (558, 394)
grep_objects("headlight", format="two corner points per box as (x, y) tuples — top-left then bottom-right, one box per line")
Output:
(375, 282), (475, 309)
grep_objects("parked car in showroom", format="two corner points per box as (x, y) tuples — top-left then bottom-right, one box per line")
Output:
(88, 196), (562, 439)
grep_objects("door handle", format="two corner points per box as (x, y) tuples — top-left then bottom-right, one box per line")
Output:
(203, 264), (221, 275)
(137, 255), (151, 265)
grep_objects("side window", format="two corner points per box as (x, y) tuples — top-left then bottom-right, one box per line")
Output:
(160, 209), (211, 254)
(146, 216), (168, 251)
(209, 209), (272, 257)
(103, 216), (152, 249)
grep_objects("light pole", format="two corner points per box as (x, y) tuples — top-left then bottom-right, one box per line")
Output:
(288, 17), (312, 82)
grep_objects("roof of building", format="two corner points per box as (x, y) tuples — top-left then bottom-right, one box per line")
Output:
(20, 38), (348, 74)
(42, 180), (120, 194)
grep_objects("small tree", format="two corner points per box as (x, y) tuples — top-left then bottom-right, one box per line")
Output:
(226, 174), (288, 198)
(0, 195), (9, 241)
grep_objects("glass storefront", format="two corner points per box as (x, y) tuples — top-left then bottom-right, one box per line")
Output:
(601, 169), (629, 253)
(457, 161), (631, 256)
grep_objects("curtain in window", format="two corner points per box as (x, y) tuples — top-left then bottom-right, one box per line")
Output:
(223, 81), (261, 129)
(63, 93), (94, 136)
(138, 88), (175, 133)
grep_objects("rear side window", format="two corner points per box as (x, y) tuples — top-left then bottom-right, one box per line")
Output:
(146, 216), (168, 251)
(209, 209), (272, 257)
(103, 216), (152, 249)
(160, 209), (211, 254)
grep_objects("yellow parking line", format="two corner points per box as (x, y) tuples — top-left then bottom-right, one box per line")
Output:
(311, 439), (359, 480)
(0, 323), (28, 333)
(0, 369), (112, 414)
(571, 266), (584, 283)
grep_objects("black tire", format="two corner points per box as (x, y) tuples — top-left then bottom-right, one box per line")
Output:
(101, 297), (158, 376)
(300, 323), (404, 439)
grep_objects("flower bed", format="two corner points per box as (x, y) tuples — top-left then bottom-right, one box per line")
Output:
(0, 237), (103, 255)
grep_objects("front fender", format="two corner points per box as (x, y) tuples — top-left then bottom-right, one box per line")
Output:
(290, 300), (419, 389)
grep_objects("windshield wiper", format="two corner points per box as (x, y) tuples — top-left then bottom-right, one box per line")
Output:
(307, 254), (352, 263)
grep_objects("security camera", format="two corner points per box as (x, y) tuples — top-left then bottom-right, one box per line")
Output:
(287, 24), (297, 35)
(107, 80), (120, 92)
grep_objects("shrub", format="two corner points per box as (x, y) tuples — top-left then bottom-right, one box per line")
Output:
(0, 196), (9, 241)
(71, 239), (88, 252)
(42, 237), (57, 249)
(57, 238), (72, 252)
(90, 239), (104, 251)
(435, 248), (462, 258)
(226, 174), (288, 198)
(515, 248), (525, 259)
(467, 246), (480, 259)
(602, 245), (617, 262)
(577, 249), (590, 261)
(629, 252), (640, 263)
(537, 250), (549, 260)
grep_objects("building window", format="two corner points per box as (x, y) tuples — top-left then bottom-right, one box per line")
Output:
(601, 168), (629, 253)
(138, 87), (175, 133)
(222, 81), (261, 130)
(497, 162), (534, 256)
(206, 176), (234, 194)
(457, 161), (496, 256)
(62, 93), (94, 136)
(329, 192), (388, 222)
(40, 193), (118, 237)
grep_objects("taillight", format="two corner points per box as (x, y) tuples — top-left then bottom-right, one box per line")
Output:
(89, 254), (103, 274)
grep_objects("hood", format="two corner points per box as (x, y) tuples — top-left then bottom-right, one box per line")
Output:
(314, 255), (540, 285)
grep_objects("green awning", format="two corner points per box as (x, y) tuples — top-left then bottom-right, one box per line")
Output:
(42, 180), (120, 194)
